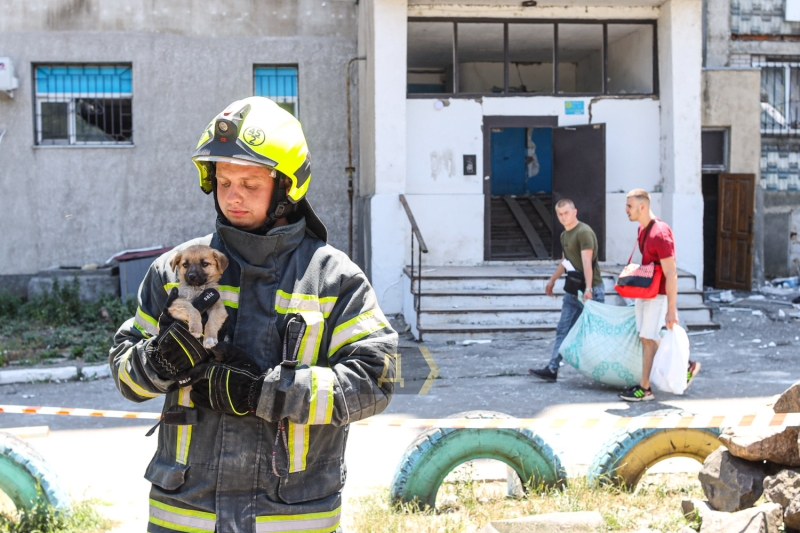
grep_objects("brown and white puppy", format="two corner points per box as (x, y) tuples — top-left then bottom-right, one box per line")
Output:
(168, 245), (229, 349)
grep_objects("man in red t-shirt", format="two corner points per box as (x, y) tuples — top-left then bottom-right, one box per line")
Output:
(619, 189), (700, 401)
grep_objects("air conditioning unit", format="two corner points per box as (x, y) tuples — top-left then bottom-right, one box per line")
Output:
(0, 58), (19, 95)
(787, 0), (800, 22)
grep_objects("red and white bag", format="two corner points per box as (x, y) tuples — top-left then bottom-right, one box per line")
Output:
(614, 220), (663, 300)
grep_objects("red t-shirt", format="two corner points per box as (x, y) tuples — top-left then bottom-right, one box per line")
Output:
(637, 219), (675, 295)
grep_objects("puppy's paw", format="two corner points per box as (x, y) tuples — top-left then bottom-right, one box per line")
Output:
(203, 337), (218, 349)
(189, 323), (203, 338)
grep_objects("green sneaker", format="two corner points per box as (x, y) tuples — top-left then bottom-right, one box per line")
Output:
(619, 385), (654, 402)
(687, 360), (701, 388)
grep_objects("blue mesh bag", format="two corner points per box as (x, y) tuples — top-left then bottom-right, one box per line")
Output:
(558, 300), (643, 387)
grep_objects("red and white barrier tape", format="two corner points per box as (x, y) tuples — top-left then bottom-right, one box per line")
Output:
(0, 404), (797, 430)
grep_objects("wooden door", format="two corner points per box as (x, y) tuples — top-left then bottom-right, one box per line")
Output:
(716, 173), (755, 289)
(552, 124), (606, 261)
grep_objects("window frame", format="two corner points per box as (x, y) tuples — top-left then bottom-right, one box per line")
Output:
(406, 18), (659, 99)
(701, 128), (729, 174)
(754, 56), (800, 136)
(32, 63), (134, 147)
(253, 64), (300, 119)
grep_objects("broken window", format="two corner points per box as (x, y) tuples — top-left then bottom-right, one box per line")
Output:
(407, 22), (454, 94)
(606, 24), (655, 94)
(557, 24), (603, 94)
(34, 65), (132, 145)
(457, 23), (505, 94)
(508, 24), (554, 94)
(406, 19), (657, 97)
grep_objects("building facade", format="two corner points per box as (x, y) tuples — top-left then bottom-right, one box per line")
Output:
(358, 0), (705, 325)
(0, 0), (358, 291)
(705, 0), (800, 281)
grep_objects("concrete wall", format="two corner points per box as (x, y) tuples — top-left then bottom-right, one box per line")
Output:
(0, 0), (357, 276)
(658, 0), (704, 288)
(764, 191), (800, 278)
(404, 96), (662, 270)
(359, 0), (409, 310)
(701, 68), (763, 284)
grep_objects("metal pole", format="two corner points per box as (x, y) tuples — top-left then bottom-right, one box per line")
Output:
(346, 56), (366, 259)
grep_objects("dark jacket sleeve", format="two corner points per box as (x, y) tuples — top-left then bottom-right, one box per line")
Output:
(255, 271), (397, 426)
(108, 259), (176, 402)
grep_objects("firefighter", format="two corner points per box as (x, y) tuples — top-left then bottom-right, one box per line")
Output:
(109, 97), (397, 533)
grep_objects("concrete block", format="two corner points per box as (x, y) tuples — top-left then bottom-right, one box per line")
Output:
(28, 267), (119, 301)
(80, 364), (112, 380)
(0, 367), (78, 384)
(479, 511), (605, 532)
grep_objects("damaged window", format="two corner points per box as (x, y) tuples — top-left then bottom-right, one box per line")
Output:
(407, 19), (657, 97)
(407, 22), (454, 94)
(756, 57), (800, 135)
(34, 64), (132, 146)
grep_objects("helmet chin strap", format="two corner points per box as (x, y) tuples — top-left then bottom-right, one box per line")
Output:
(211, 166), (296, 235)
(264, 173), (297, 230)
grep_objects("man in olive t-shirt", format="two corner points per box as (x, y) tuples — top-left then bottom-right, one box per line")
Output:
(529, 199), (604, 382)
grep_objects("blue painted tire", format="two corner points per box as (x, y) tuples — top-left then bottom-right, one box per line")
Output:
(390, 411), (566, 509)
(0, 432), (71, 511)
(587, 411), (721, 489)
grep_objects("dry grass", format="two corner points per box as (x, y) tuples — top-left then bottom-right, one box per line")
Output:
(343, 471), (703, 533)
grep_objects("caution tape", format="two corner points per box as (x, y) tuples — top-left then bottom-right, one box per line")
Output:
(0, 404), (798, 430)
(0, 405), (160, 420)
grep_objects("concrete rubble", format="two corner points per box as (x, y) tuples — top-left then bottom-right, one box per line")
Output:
(698, 448), (768, 512)
(773, 381), (800, 413)
(719, 426), (800, 466)
(686, 381), (800, 532)
(682, 499), (783, 533)
(763, 469), (800, 530)
(477, 511), (605, 532)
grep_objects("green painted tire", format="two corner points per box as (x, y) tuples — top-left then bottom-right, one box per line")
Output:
(390, 411), (566, 509)
(0, 432), (71, 511)
(587, 410), (721, 489)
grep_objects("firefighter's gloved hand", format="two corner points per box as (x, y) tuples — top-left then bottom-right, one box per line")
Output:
(143, 288), (220, 384)
(188, 363), (264, 416)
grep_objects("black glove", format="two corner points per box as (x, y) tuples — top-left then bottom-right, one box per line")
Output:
(188, 342), (264, 416)
(143, 288), (220, 384)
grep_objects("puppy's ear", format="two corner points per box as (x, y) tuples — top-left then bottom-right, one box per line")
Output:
(169, 252), (182, 271)
(212, 250), (229, 273)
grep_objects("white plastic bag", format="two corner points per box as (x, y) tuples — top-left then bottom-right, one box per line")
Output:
(650, 324), (690, 394)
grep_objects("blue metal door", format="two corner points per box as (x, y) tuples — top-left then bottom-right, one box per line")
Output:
(490, 128), (527, 195)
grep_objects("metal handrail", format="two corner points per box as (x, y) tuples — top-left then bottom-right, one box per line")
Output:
(399, 194), (428, 340)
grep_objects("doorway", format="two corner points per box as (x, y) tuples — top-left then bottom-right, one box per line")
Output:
(483, 116), (606, 261)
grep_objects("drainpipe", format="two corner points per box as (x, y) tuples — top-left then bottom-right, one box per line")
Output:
(346, 56), (366, 259)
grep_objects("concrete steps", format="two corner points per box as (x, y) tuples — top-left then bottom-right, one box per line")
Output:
(402, 264), (718, 342)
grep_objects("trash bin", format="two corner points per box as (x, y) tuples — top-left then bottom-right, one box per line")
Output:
(109, 246), (173, 300)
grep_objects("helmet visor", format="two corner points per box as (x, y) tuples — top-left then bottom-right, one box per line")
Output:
(192, 155), (275, 169)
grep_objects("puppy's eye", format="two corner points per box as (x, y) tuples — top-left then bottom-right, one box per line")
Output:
(201, 261), (210, 267)
(182, 261), (189, 268)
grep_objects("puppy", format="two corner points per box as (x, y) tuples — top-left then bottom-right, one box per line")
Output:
(168, 245), (229, 349)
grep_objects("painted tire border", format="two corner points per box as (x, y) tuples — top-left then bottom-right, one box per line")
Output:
(587, 410), (722, 489)
(390, 411), (566, 509)
(0, 431), (71, 511)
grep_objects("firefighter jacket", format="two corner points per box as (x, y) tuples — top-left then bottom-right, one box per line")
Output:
(109, 217), (397, 533)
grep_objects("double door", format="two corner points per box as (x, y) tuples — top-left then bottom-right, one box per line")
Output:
(484, 116), (606, 261)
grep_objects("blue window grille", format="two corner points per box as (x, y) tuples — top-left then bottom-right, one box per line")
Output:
(34, 64), (133, 145)
(254, 66), (298, 117)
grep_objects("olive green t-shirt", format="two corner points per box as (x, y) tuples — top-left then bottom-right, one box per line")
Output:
(560, 221), (602, 287)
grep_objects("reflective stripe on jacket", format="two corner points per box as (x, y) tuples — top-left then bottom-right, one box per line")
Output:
(109, 217), (397, 533)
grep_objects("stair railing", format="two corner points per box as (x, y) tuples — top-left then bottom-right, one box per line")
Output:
(399, 194), (428, 339)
